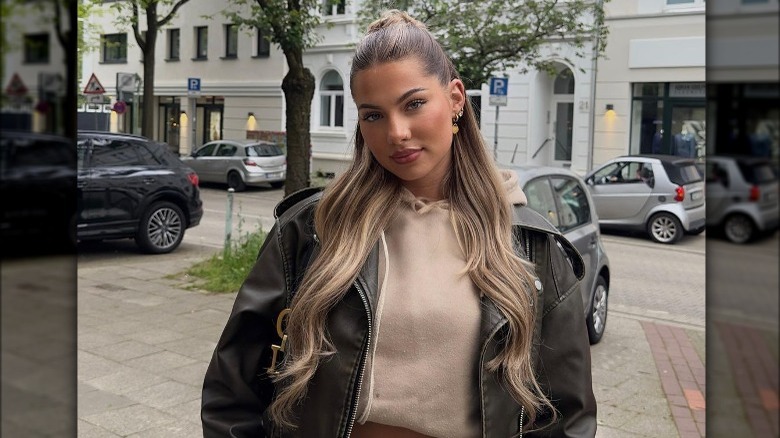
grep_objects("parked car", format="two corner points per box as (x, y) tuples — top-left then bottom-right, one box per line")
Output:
(77, 131), (203, 254)
(508, 165), (612, 344)
(1, 130), (77, 255)
(584, 155), (706, 244)
(705, 155), (779, 243)
(181, 140), (286, 191)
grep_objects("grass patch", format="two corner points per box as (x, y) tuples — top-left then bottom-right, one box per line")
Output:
(185, 228), (267, 293)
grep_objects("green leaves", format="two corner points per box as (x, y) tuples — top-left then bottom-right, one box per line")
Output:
(359, 0), (609, 88)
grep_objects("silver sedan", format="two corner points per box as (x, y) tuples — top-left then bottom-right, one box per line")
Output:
(182, 140), (286, 191)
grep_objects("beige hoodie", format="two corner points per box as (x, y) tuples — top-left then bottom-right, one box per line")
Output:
(354, 170), (526, 438)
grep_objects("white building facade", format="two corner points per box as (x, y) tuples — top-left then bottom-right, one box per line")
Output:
(79, 0), (287, 155)
(80, 0), (718, 174)
(591, 0), (706, 167)
(2, 2), (70, 134)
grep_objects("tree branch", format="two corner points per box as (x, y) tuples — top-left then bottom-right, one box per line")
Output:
(131, 1), (145, 52)
(158, 0), (192, 27)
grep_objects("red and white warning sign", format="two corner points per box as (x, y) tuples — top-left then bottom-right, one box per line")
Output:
(5, 73), (29, 96)
(83, 73), (106, 94)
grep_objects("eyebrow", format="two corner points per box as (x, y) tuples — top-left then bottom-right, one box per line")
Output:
(357, 87), (427, 110)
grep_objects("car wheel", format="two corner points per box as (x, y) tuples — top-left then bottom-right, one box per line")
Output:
(723, 213), (755, 244)
(227, 171), (246, 192)
(136, 202), (185, 254)
(586, 276), (608, 344)
(270, 181), (285, 189)
(647, 212), (683, 244)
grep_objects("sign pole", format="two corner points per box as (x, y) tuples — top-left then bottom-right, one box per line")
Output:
(493, 106), (500, 161)
(190, 98), (196, 155)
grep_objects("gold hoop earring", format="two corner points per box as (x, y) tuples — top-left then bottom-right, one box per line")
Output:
(452, 109), (464, 135)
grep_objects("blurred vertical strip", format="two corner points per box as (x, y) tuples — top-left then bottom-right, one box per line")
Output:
(706, 0), (779, 435)
(1, 0), (78, 436)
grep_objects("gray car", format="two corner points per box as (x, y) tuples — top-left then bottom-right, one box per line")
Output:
(705, 155), (779, 243)
(182, 140), (286, 191)
(584, 155), (706, 244)
(509, 165), (612, 344)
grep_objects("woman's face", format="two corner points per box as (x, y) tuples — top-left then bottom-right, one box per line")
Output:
(352, 57), (465, 199)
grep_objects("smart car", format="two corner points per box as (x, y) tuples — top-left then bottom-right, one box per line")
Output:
(706, 155), (779, 243)
(584, 155), (706, 244)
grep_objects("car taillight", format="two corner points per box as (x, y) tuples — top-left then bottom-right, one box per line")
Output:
(187, 172), (199, 186)
(749, 185), (760, 202)
(243, 158), (257, 166)
(674, 186), (685, 202)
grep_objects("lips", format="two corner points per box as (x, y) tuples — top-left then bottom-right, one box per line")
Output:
(390, 148), (421, 164)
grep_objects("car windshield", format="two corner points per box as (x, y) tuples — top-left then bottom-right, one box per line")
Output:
(663, 162), (702, 185)
(738, 162), (778, 184)
(246, 144), (283, 157)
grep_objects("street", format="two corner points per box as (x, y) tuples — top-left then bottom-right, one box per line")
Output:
(75, 185), (710, 437)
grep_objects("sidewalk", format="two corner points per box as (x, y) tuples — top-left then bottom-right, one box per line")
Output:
(76, 246), (706, 437)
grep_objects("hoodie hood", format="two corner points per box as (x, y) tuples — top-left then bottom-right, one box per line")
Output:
(500, 169), (527, 206)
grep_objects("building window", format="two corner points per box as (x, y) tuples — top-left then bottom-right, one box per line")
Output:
(101, 33), (127, 63)
(255, 27), (270, 58)
(665, 0), (705, 8)
(224, 24), (238, 58)
(319, 70), (344, 128)
(167, 28), (180, 60)
(195, 26), (208, 60)
(630, 82), (706, 158)
(23, 33), (49, 64)
(322, 0), (345, 15)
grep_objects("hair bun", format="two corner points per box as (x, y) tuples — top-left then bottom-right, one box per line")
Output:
(366, 9), (427, 33)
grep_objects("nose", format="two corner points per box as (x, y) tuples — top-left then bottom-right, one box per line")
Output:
(386, 115), (411, 145)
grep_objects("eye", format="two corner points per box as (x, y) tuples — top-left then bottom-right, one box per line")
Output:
(407, 99), (426, 110)
(361, 112), (381, 122)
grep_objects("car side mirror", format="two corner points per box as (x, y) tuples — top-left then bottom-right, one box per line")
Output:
(586, 176), (595, 186)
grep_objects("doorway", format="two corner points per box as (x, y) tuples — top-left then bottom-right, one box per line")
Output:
(551, 67), (575, 165)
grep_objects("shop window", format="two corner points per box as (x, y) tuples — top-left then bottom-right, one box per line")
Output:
(23, 33), (49, 64)
(319, 70), (344, 128)
(255, 27), (271, 58)
(631, 82), (705, 158)
(167, 28), (180, 61)
(101, 33), (127, 63)
(224, 24), (238, 58)
(195, 26), (208, 60)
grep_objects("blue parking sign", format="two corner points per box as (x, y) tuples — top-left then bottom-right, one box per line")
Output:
(489, 77), (508, 96)
(188, 78), (201, 92)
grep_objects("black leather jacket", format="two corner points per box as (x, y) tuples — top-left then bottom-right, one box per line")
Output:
(202, 188), (597, 438)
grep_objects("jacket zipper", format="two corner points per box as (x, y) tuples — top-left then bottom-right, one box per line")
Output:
(344, 281), (372, 438)
(519, 406), (524, 438)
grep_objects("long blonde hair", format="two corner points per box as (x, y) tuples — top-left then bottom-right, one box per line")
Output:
(270, 9), (552, 429)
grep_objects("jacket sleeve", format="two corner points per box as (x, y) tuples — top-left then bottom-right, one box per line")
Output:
(528, 233), (597, 437)
(201, 222), (289, 438)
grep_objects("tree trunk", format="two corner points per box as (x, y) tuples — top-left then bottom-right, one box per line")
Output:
(281, 49), (315, 195)
(141, 5), (157, 138)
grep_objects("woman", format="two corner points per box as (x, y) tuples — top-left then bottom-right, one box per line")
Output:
(202, 10), (596, 438)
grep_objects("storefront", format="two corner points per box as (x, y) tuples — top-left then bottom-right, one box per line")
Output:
(157, 96), (181, 153)
(708, 83), (779, 160)
(630, 82), (706, 158)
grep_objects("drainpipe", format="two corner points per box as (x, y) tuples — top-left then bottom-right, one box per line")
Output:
(587, 0), (605, 173)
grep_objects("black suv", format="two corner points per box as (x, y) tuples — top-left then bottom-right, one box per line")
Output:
(1, 130), (77, 255)
(77, 131), (203, 253)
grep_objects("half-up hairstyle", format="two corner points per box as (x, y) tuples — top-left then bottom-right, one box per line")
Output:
(269, 9), (553, 429)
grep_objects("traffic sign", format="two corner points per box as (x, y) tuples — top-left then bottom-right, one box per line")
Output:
(187, 77), (201, 97)
(117, 72), (139, 92)
(489, 77), (508, 106)
(5, 73), (29, 96)
(87, 95), (106, 104)
(83, 73), (106, 94)
(113, 100), (127, 114)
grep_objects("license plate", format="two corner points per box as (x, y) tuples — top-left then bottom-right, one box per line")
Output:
(267, 172), (283, 178)
(691, 191), (702, 201)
